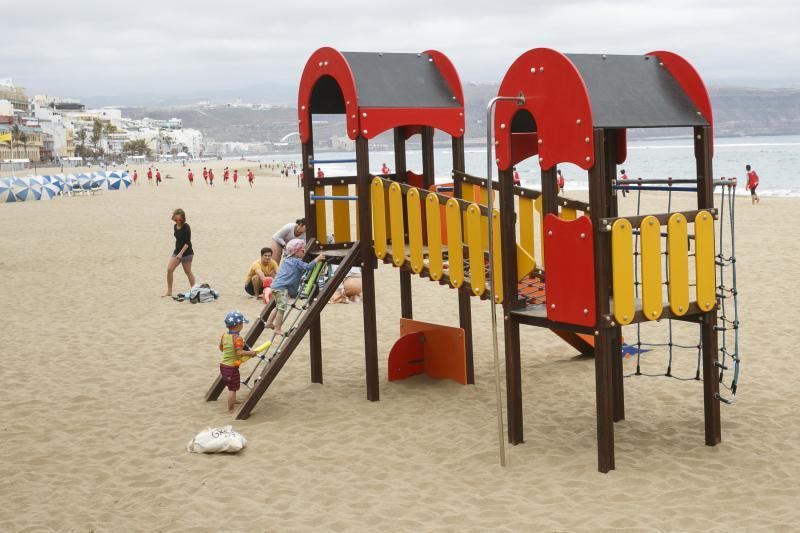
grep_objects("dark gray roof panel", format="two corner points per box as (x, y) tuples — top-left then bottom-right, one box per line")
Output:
(342, 51), (460, 108)
(565, 54), (709, 128)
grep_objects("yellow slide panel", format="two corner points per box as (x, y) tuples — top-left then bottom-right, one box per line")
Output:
(370, 178), (387, 259)
(560, 207), (578, 221)
(315, 185), (327, 242)
(640, 215), (663, 320)
(667, 213), (690, 316)
(332, 184), (351, 243)
(388, 182), (406, 267)
(694, 210), (716, 312)
(611, 219), (635, 325)
(466, 204), (485, 296)
(445, 198), (464, 288)
(407, 189), (424, 274)
(425, 194), (444, 281)
(516, 245), (536, 281)
(492, 210), (503, 303)
(518, 197), (536, 267)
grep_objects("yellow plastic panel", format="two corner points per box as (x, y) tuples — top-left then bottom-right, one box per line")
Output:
(667, 213), (690, 316)
(388, 182), (406, 267)
(611, 219), (635, 325)
(445, 198), (464, 288)
(332, 184), (351, 243)
(534, 196), (545, 264)
(516, 245), (536, 281)
(371, 178), (387, 259)
(560, 207), (578, 221)
(694, 210), (716, 312)
(407, 189), (424, 274)
(640, 215), (663, 320)
(492, 210), (503, 303)
(519, 197), (536, 265)
(425, 194), (443, 281)
(465, 204), (485, 296)
(314, 185), (327, 241)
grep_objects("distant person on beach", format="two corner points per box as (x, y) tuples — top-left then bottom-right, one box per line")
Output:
(155, 169), (162, 186)
(218, 311), (257, 413)
(223, 167), (230, 184)
(270, 218), (307, 264)
(209, 169), (216, 186)
(746, 164), (760, 204)
(297, 170), (303, 188)
(247, 169), (255, 187)
(203, 167), (208, 185)
(317, 168), (324, 178)
(233, 169), (239, 188)
(133, 170), (138, 185)
(187, 169), (194, 186)
(265, 239), (325, 335)
(147, 167), (153, 185)
(381, 163), (390, 175)
(163, 208), (196, 297)
(244, 247), (278, 298)
(620, 169), (630, 197)
(330, 265), (363, 304)
(512, 167), (520, 186)
(557, 169), (565, 193)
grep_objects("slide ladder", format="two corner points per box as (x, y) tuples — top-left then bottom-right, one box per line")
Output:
(205, 241), (362, 419)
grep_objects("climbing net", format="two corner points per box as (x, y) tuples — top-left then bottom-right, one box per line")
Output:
(621, 178), (741, 404)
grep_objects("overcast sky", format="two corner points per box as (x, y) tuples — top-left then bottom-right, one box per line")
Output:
(3, 0), (799, 105)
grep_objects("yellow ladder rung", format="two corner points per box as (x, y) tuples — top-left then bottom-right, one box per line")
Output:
(466, 204), (485, 296)
(425, 194), (444, 281)
(388, 182), (405, 267)
(640, 215), (662, 320)
(445, 198), (464, 288)
(407, 189), (424, 274)
(667, 213), (690, 316)
(695, 210), (716, 312)
(371, 178), (387, 259)
(611, 218), (635, 325)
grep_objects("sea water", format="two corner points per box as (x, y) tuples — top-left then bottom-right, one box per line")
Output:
(262, 134), (800, 197)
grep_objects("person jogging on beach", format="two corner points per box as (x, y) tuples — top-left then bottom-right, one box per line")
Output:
(247, 169), (255, 187)
(147, 167), (153, 185)
(187, 169), (194, 186)
(133, 170), (139, 185)
(512, 167), (521, 186)
(223, 167), (230, 184)
(208, 168), (215, 186)
(155, 169), (162, 186)
(317, 168), (324, 178)
(620, 169), (630, 197)
(202, 167), (208, 185)
(746, 164), (760, 204)
(557, 169), (565, 193)
(233, 169), (239, 188)
(381, 163), (390, 175)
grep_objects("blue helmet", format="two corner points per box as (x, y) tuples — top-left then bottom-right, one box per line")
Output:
(224, 311), (249, 328)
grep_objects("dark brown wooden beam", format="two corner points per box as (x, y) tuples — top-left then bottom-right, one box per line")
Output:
(395, 128), (413, 319)
(605, 130), (625, 424)
(452, 135), (474, 384)
(302, 138), (324, 385)
(421, 126), (435, 189)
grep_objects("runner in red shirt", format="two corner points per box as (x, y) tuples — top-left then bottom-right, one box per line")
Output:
(745, 164), (760, 204)
(233, 169), (239, 188)
(247, 169), (255, 187)
(381, 163), (390, 175)
(187, 169), (194, 186)
(147, 167), (153, 185)
(202, 167), (208, 185)
(155, 169), (162, 186)
(512, 167), (520, 186)
(208, 169), (215, 186)
(223, 167), (230, 184)
(317, 168), (324, 178)
(620, 169), (630, 197)
(133, 170), (138, 185)
(557, 169), (565, 193)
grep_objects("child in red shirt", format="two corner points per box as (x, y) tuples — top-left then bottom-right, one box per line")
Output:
(745, 164), (760, 204)
(233, 169), (239, 188)
(187, 169), (194, 186)
(247, 169), (255, 187)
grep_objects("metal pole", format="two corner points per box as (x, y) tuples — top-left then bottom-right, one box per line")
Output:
(485, 95), (525, 467)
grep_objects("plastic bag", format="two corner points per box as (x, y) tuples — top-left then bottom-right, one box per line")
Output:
(186, 425), (246, 453)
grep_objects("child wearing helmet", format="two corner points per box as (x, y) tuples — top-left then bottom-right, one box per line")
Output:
(219, 311), (257, 413)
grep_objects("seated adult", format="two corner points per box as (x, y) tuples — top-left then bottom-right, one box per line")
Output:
(330, 266), (363, 304)
(270, 217), (307, 264)
(244, 247), (279, 297)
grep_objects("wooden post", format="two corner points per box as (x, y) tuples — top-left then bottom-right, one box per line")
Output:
(605, 130), (625, 422)
(588, 128), (615, 473)
(540, 167), (558, 215)
(356, 136), (380, 401)
(499, 166), (523, 444)
(695, 125), (722, 446)
(394, 128), (413, 319)
(302, 136), (323, 384)
(421, 126), (435, 189)
(452, 135), (474, 384)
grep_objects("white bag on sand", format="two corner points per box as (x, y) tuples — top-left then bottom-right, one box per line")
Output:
(187, 425), (247, 454)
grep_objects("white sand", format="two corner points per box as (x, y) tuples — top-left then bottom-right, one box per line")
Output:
(0, 171), (798, 532)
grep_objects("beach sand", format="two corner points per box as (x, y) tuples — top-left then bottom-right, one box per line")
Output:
(0, 172), (798, 532)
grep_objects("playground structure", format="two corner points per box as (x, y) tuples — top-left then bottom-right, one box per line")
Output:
(206, 47), (738, 473)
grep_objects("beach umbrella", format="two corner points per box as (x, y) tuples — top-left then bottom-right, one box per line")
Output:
(91, 172), (108, 189)
(43, 181), (61, 199)
(107, 175), (123, 190)
(49, 175), (65, 192)
(120, 172), (132, 187)
(11, 178), (42, 201)
(27, 175), (45, 187)
(0, 178), (14, 203)
(76, 174), (92, 191)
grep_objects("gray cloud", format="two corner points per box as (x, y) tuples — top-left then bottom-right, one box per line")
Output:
(2, 0), (798, 104)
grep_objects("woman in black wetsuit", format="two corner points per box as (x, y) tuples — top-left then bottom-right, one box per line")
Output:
(163, 208), (197, 297)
